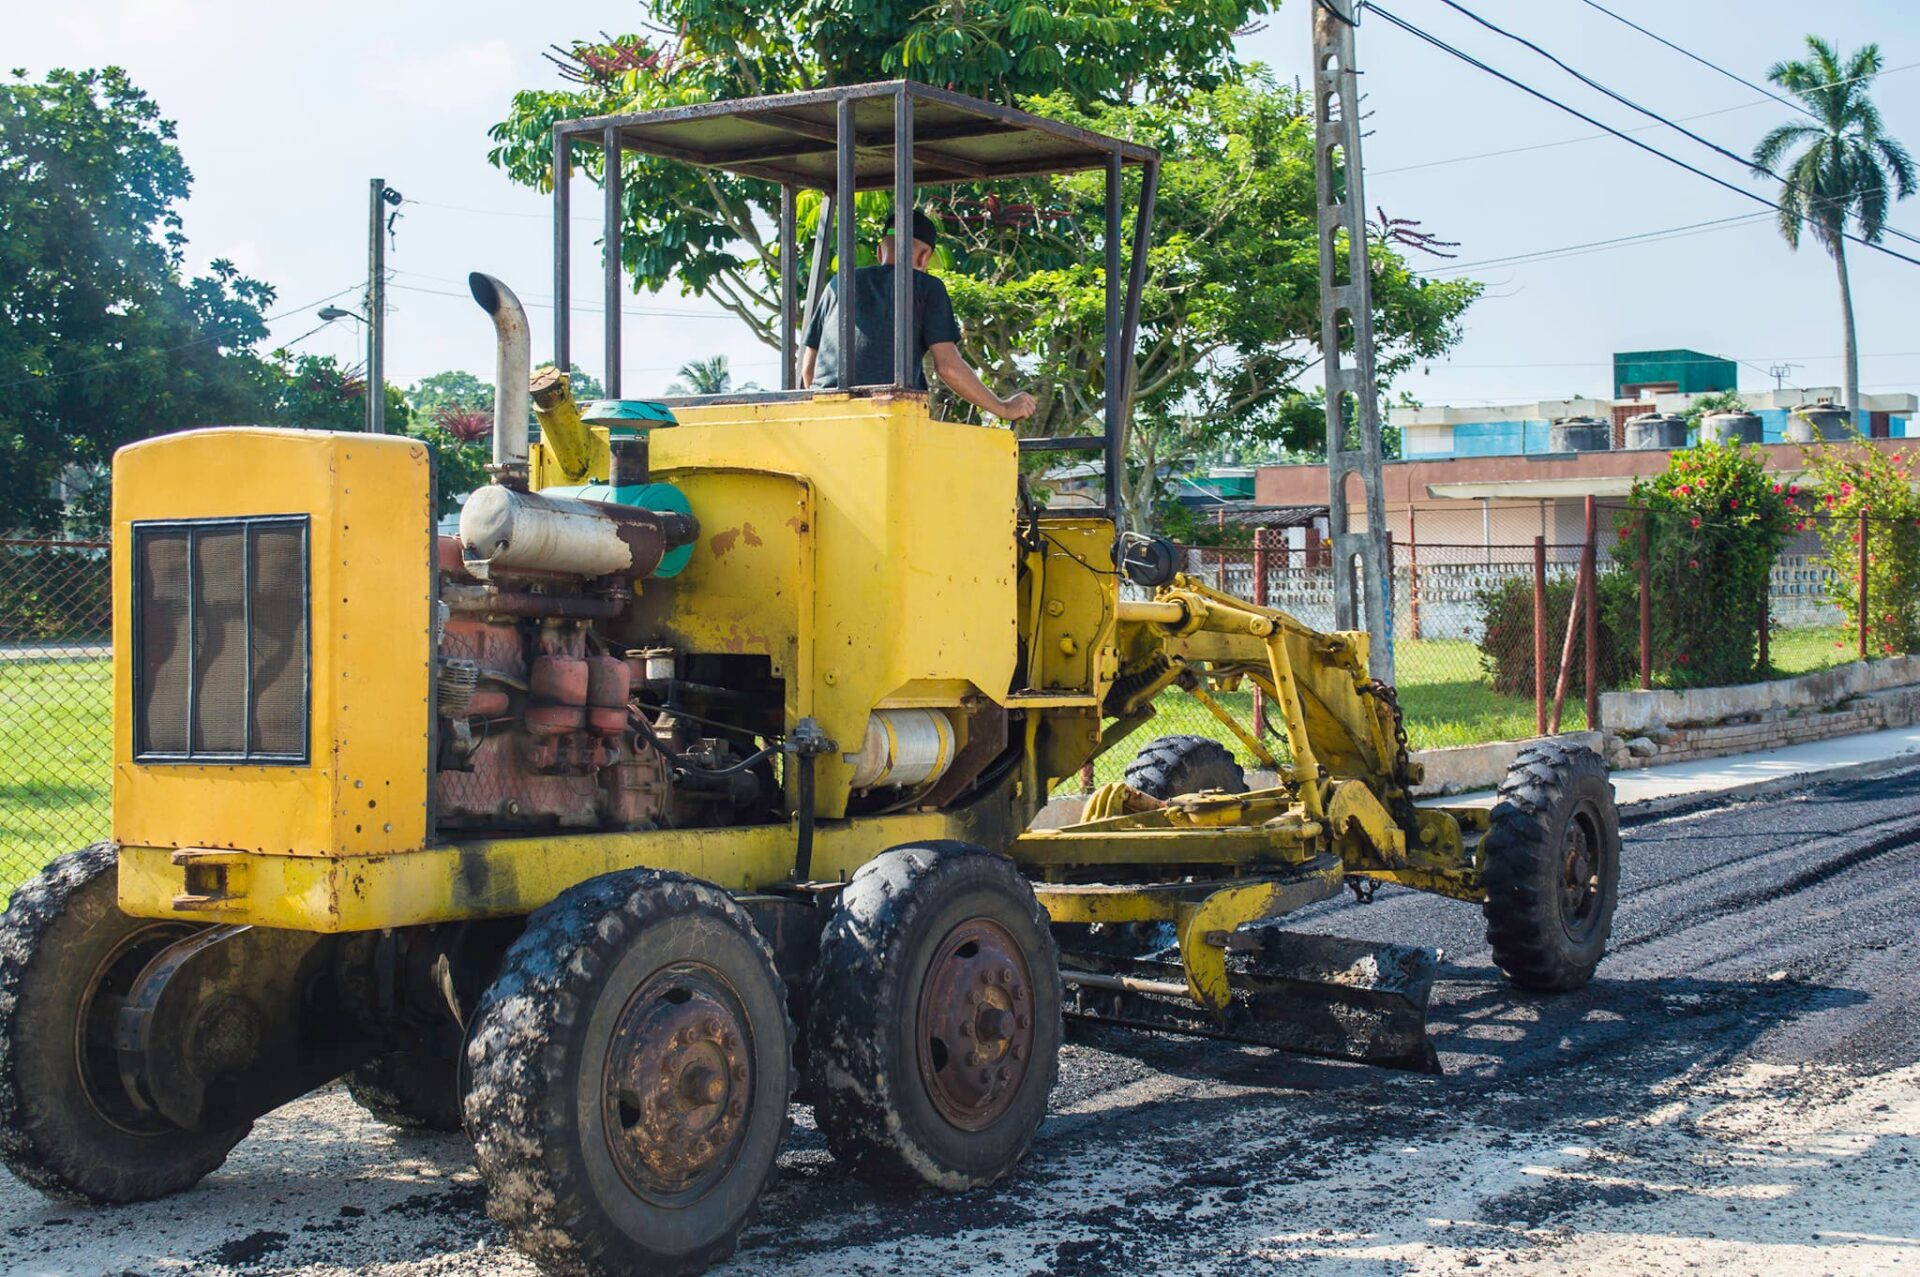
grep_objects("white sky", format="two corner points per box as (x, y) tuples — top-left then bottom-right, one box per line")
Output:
(11, 0), (1920, 413)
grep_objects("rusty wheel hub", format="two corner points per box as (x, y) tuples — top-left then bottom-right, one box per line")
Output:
(916, 919), (1036, 1131)
(1560, 814), (1601, 938)
(602, 964), (752, 1203)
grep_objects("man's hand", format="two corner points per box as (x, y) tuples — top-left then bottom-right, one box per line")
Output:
(996, 391), (1037, 422)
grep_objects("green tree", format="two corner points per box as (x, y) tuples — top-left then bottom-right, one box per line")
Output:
(407, 369), (493, 415)
(665, 355), (758, 396)
(1752, 37), (1915, 416)
(1682, 388), (1748, 431)
(0, 67), (282, 531)
(937, 80), (1474, 522)
(490, 2), (1275, 346)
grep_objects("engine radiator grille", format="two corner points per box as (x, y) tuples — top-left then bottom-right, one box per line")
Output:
(133, 516), (311, 764)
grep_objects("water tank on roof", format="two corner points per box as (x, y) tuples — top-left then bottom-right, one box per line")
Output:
(1550, 415), (1612, 452)
(1699, 411), (1762, 446)
(1787, 399), (1853, 443)
(1623, 412), (1689, 450)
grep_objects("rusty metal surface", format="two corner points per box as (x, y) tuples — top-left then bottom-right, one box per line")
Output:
(1059, 925), (1442, 1074)
(601, 962), (753, 1201)
(916, 918), (1038, 1131)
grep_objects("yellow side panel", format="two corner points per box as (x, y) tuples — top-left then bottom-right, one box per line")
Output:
(118, 775), (1025, 930)
(111, 428), (435, 868)
(642, 395), (1019, 815)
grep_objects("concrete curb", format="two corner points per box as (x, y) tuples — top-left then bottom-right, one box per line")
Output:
(1610, 751), (1920, 822)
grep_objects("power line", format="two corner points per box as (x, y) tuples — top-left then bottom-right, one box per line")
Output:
(388, 279), (744, 321)
(1419, 211), (1772, 276)
(0, 282), (364, 394)
(1364, 2), (1920, 271)
(1573, 0), (1811, 118)
(1429, 0), (1920, 251)
(1369, 61), (1919, 177)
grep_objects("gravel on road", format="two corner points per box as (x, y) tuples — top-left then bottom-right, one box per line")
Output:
(4, 767), (1917, 1276)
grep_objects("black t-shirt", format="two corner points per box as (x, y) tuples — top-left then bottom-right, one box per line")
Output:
(803, 264), (961, 391)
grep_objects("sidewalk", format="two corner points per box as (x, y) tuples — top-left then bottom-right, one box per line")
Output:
(1437, 723), (1920, 814)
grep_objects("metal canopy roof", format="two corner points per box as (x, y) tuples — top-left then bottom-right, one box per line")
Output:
(557, 80), (1157, 189)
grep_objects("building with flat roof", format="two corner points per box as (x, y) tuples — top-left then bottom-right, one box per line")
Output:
(1396, 384), (1915, 462)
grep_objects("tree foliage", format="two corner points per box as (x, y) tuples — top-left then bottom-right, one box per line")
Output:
(1752, 36), (1915, 413)
(1626, 442), (1794, 688)
(1800, 441), (1920, 657)
(0, 67), (285, 531)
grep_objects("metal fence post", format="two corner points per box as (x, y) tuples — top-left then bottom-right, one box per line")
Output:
(1583, 496), (1599, 729)
(1407, 505), (1422, 641)
(1758, 578), (1770, 673)
(1859, 509), (1870, 660)
(1533, 535), (1548, 737)
(1638, 511), (1652, 690)
(1252, 528), (1270, 740)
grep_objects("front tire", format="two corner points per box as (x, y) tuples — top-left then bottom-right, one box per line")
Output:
(808, 843), (1062, 1191)
(1124, 734), (1247, 799)
(1481, 742), (1622, 991)
(0, 845), (249, 1201)
(464, 870), (792, 1277)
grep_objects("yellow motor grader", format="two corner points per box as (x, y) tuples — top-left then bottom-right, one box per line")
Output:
(0, 83), (1620, 1276)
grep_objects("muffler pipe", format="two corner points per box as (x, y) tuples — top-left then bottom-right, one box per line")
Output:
(468, 272), (530, 470)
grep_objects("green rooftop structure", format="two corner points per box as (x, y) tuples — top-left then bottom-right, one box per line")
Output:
(1614, 349), (1737, 398)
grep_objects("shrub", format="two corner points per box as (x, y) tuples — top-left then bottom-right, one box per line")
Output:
(1476, 568), (1636, 699)
(1626, 441), (1793, 688)
(1800, 442), (1920, 657)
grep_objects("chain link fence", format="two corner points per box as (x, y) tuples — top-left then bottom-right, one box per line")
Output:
(1086, 514), (1910, 790)
(1, 535), (113, 892)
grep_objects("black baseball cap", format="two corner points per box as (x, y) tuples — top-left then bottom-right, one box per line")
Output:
(906, 208), (939, 249)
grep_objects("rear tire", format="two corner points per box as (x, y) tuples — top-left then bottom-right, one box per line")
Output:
(1124, 734), (1247, 800)
(1481, 742), (1622, 991)
(0, 845), (249, 1201)
(808, 842), (1061, 1191)
(346, 1050), (463, 1132)
(464, 870), (792, 1277)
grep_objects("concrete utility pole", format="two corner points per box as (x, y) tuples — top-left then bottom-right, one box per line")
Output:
(1312, 0), (1395, 682)
(366, 178), (401, 433)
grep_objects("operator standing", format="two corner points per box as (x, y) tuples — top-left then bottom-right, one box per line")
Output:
(800, 208), (1037, 422)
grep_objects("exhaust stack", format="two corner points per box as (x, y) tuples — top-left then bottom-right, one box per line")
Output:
(468, 272), (530, 470)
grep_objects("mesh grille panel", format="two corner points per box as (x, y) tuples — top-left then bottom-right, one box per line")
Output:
(136, 530), (191, 755)
(133, 517), (309, 763)
(249, 525), (307, 755)
(192, 529), (247, 753)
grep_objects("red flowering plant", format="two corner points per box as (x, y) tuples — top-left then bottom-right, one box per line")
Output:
(1626, 440), (1793, 687)
(1801, 439), (1920, 657)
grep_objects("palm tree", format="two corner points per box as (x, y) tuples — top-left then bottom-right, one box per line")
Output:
(1752, 37), (1915, 416)
(664, 355), (758, 397)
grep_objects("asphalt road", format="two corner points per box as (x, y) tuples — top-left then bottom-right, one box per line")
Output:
(3, 767), (1918, 1276)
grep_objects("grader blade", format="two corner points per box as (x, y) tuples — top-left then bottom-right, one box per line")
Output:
(1061, 926), (1443, 1074)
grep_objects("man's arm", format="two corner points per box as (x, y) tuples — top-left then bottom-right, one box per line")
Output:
(799, 346), (817, 389)
(929, 342), (1035, 422)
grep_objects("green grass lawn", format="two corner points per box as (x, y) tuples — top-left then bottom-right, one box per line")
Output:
(0, 657), (111, 897)
(1077, 626), (1869, 791)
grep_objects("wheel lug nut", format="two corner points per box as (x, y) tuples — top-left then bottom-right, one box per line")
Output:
(997, 1066), (1010, 1083)
(729, 1100), (745, 1119)
(979, 1068), (992, 1084)
(998, 967), (1014, 984)
(732, 1064), (748, 1082)
(966, 1051), (979, 1066)
(959, 1022), (974, 1038)
(1012, 1045), (1025, 1061)
(1016, 1013), (1030, 1030)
